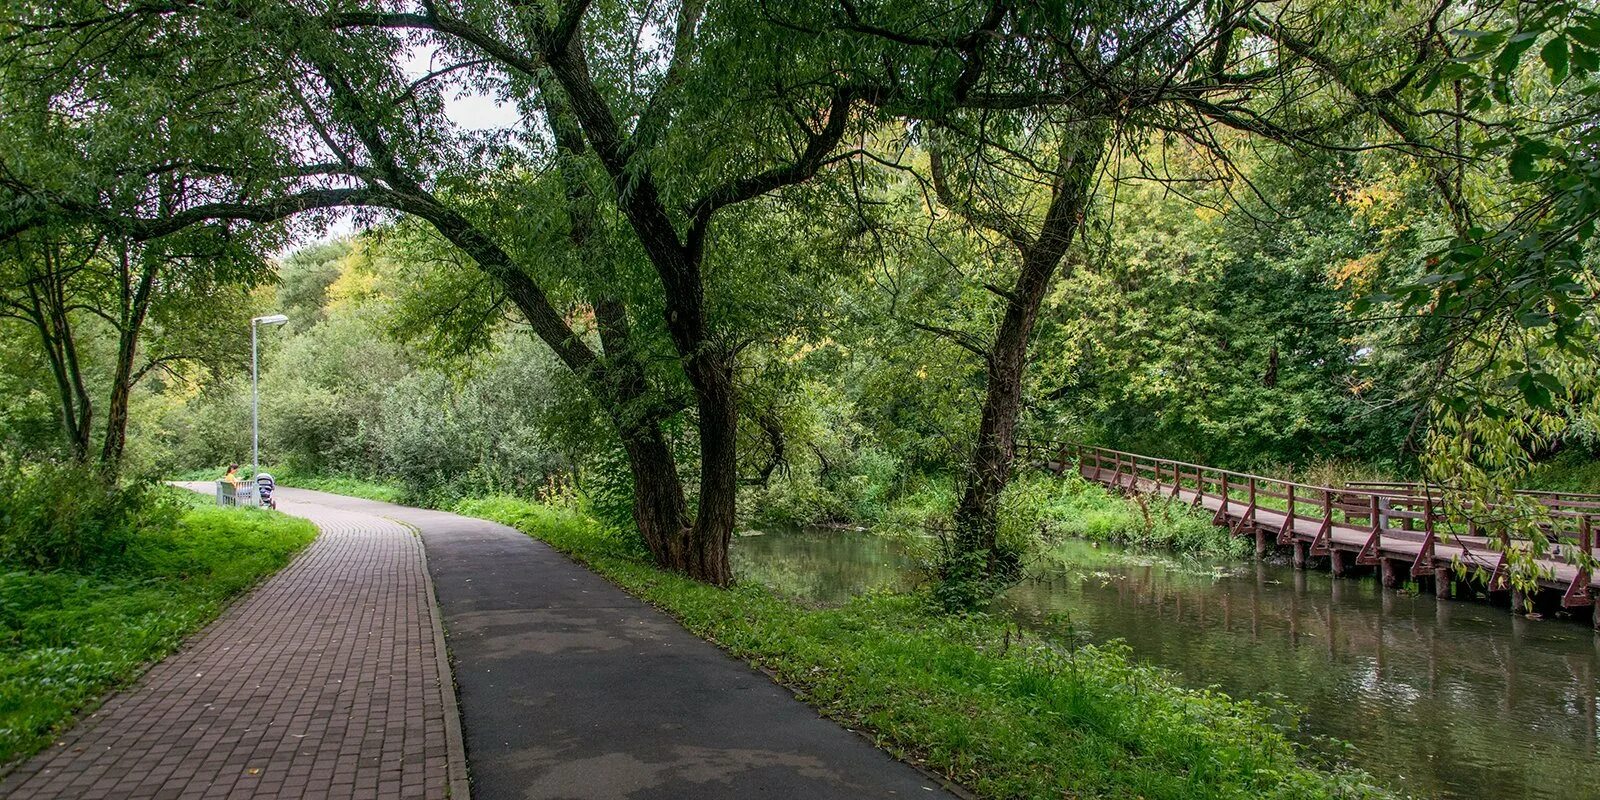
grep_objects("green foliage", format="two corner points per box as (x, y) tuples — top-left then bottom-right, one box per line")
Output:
(463, 495), (1391, 800)
(1524, 447), (1600, 493)
(1025, 146), (1423, 470)
(760, 466), (1248, 563)
(0, 460), (176, 571)
(1002, 474), (1252, 559)
(163, 235), (589, 507)
(0, 492), (314, 763)
(748, 444), (906, 527)
(1345, 2), (1600, 584)
(455, 495), (647, 562)
(873, 476), (961, 535)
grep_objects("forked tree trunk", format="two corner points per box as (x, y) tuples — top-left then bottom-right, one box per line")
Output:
(607, 346), (735, 585)
(950, 125), (1107, 594)
(23, 251), (94, 462)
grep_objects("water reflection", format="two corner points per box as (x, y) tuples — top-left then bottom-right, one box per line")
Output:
(733, 529), (1600, 800)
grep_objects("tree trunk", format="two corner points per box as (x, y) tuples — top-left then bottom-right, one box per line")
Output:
(678, 348), (737, 585)
(949, 124), (1107, 595)
(23, 254), (93, 461)
(605, 344), (733, 586)
(617, 420), (691, 560)
(99, 246), (157, 470)
(98, 324), (140, 469)
(36, 318), (92, 462)
(753, 409), (786, 486)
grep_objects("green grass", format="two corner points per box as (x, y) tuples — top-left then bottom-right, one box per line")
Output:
(171, 464), (408, 504)
(1003, 473), (1252, 559)
(0, 493), (315, 764)
(1524, 453), (1600, 493)
(457, 494), (1391, 800)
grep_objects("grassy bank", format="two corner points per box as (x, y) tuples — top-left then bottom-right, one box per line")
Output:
(0, 492), (315, 764)
(172, 465), (408, 504)
(859, 472), (1250, 561)
(458, 494), (1390, 800)
(1003, 473), (1252, 558)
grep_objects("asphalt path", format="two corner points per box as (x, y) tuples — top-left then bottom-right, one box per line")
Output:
(283, 488), (957, 800)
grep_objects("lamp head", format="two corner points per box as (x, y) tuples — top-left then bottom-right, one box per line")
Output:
(253, 314), (289, 326)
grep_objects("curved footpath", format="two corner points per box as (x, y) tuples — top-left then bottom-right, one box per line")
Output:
(0, 485), (467, 800)
(3, 486), (955, 799)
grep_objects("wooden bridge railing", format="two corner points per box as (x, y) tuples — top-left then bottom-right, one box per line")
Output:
(1017, 440), (1598, 605)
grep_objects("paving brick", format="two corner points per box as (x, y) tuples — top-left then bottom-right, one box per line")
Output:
(0, 496), (461, 799)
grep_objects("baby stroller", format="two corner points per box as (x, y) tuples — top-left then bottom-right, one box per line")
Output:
(256, 473), (278, 510)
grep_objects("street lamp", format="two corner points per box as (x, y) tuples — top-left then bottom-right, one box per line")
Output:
(251, 314), (289, 491)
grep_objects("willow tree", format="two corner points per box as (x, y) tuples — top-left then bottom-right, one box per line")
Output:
(786, 0), (1506, 600)
(3, 0), (974, 582)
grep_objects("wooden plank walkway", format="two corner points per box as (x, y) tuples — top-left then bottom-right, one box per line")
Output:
(1023, 442), (1600, 629)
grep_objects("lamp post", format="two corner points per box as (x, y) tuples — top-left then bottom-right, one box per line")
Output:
(251, 314), (289, 491)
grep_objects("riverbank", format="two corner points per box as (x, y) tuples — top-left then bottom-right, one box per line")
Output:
(0, 491), (315, 765)
(759, 470), (1252, 561)
(457, 494), (1392, 800)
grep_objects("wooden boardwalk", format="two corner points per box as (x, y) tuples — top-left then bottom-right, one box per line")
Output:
(1023, 442), (1600, 630)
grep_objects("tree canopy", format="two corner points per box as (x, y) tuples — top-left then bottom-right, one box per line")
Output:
(1, 0), (1594, 597)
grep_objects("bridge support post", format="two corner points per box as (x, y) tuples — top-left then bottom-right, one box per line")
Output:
(1254, 528), (1267, 559)
(1592, 593), (1599, 632)
(1380, 558), (1400, 589)
(1510, 586), (1526, 615)
(1433, 566), (1453, 599)
(1292, 541), (1307, 570)
(1330, 549), (1348, 578)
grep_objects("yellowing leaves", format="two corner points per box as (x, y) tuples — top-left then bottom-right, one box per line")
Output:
(1331, 252), (1382, 290)
(325, 242), (382, 309)
(1343, 180), (1402, 221)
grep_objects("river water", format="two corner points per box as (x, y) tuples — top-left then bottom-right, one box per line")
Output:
(731, 528), (1600, 800)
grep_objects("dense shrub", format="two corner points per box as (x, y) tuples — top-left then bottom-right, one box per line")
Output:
(749, 446), (910, 527)
(0, 460), (176, 572)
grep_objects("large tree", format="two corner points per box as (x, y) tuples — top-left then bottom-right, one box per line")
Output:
(2, 0), (932, 581)
(793, 0), (1511, 599)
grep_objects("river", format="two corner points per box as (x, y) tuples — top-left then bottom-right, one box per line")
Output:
(731, 527), (1600, 800)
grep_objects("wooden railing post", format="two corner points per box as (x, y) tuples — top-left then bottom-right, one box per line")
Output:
(1220, 472), (1230, 514)
(1280, 483), (1298, 546)
(1358, 493), (1382, 564)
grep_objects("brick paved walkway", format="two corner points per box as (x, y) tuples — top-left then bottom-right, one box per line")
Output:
(0, 489), (469, 799)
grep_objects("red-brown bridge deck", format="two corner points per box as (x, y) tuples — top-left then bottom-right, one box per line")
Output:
(1022, 442), (1599, 613)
